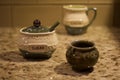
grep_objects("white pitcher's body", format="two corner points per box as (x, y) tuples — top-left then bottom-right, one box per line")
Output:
(63, 5), (89, 27)
(63, 5), (97, 35)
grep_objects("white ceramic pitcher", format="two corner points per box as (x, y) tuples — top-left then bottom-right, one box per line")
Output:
(63, 5), (97, 35)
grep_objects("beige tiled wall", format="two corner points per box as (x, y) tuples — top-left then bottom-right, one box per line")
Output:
(88, 5), (114, 26)
(37, 0), (88, 4)
(89, 0), (114, 4)
(12, 0), (37, 4)
(0, 6), (12, 27)
(0, 0), (12, 4)
(12, 5), (62, 27)
(0, 0), (118, 28)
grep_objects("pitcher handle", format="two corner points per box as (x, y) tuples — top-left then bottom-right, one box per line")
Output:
(86, 8), (97, 27)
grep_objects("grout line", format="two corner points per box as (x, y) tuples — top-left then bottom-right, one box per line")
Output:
(0, 0), (119, 5)
(10, 5), (13, 27)
(0, 3), (117, 6)
(88, 0), (90, 4)
(0, 4), (115, 6)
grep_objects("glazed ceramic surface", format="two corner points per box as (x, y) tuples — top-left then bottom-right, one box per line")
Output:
(18, 28), (58, 59)
(63, 5), (97, 35)
(17, 19), (59, 59)
(66, 40), (99, 71)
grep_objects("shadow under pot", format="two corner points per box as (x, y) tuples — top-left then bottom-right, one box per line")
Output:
(17, 19), (59, 59)
(66, 40), (99, 72)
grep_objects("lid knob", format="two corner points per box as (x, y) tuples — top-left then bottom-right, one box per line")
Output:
(33, 19), (41, 27)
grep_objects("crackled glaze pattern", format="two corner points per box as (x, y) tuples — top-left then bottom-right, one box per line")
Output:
(18, 31), (58, 53)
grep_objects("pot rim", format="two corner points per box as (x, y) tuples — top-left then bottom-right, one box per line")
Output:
(20, 27), (55, 35)
(70, 40), (95, 50)
(63, 5), (88, 11)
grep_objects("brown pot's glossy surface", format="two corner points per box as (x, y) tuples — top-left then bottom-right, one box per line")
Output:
(66, 40), (99, 71)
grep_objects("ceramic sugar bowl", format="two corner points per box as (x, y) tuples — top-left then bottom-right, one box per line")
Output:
(18, 19), (59, 59)
(66, 40), (99, 72)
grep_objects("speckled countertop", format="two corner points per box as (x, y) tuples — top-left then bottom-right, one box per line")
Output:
(0, 26), (120, 80)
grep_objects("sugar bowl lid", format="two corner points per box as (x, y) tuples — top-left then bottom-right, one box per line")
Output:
(22, 19), (49, 33)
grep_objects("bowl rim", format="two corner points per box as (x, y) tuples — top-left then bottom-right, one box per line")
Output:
(63, 5), (88, 11)
(20, 27), (55, 35)
(70, 40), (95, 50)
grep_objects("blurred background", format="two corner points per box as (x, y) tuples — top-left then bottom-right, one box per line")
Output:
(0, 0), (119, 29)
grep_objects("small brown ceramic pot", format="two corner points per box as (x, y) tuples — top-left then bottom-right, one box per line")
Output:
(66, 40), (99, 71)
